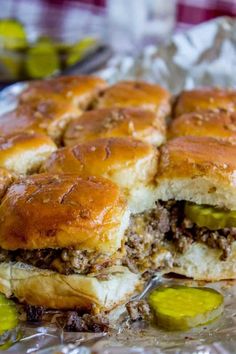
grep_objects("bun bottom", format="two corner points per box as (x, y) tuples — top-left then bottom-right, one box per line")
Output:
(166, 242), (236, 281)
(0, 263), (140, 312)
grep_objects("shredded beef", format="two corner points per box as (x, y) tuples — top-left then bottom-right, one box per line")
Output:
(0, 248), (115, 275)
(25, 304), (44, 322)
(62, 312), (109, 332)
(124, 203), (170, 272)
(126, 300), (151, 321)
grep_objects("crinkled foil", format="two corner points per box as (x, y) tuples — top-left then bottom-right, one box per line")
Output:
(2, 16), (236, 354)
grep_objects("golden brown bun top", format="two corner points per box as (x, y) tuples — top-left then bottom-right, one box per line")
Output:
(174, 87), (236, 117)
(168, 110), (236, 140)
(95, 80), (170, 118)
(63, 107), (166, 147)
(43, 137), (158, 185)
(0, 97), (74, 138)
(20, 75), (107, 110)
(158, 136), (236, 184)
(0, 174), (128, 252)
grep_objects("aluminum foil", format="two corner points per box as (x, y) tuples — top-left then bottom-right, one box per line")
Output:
(2, 16), (236, 354)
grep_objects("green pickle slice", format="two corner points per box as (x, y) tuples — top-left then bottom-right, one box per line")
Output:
(0, 293), (19, 349)
(148, 286), (223, 331)
(25, 41), (60, 79)
(185, 202), (236, 230)
(0, 19), (27, 50)
(67, 37), (97, 66)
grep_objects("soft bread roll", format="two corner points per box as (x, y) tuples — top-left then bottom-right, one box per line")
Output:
(168, 110), (236, 140)
(0, 98), (79, 143)
(0, 133), (56, 175)
(63, 107), (166, 147)
(42, 137), (159, 213)
(0, 173), (129, 252)
(20, 75), (107, 111)
(0, 76), (107, 143)
(0, 263), (140, 311)
(173, 87), (236, 117)
(95, 81), (170, 118)
(167, 242), (236, 281)
(156, 136), (236, 209)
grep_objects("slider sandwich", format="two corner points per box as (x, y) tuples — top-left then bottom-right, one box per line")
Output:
(0, 174), (140, 312)
(42, 136), (171, 274)
(173, 87), (236, 118)
(130, 135), (236, 280)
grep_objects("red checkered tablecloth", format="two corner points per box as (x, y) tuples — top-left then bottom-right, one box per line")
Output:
(177, 0), (236, 30)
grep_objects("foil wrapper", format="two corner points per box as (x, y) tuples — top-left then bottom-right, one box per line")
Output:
(2, 16), (236, 354)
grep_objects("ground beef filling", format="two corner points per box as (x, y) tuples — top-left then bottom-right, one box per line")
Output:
(125, 200), (236, 267)
(0, 201), (235, 275)
(0, 248), (117, 275)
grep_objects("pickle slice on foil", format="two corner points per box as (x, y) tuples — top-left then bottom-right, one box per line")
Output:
(0, 293), (19, 349)
(67, 37), (97, 66)
(0, 294), (18, 335)
(148, 286), (223, 331)
(0, 19), (27, 50)
(25, 42), (60, 78)
(184, 202), (236, 230)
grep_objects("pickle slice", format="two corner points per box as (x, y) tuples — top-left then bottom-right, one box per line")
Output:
(0, 51), (23, 79)
(0, 19), (27, 50)
(25, 42), (60, 78)
(0, 294), (18, 335)
(67, 37), (97, 66)
(148, 286), (223, 331)
(185, 203), (236, 230)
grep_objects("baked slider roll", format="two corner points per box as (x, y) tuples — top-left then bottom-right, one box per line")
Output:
(63, 107), (166, 147)
(0, 133), (56, 175)
(173, 87), (236, 118)
(20, 75), (107, 112)
(0, 98), (80, 143)
(126, 136), (236, 280)
(95, 81), (170, 119)
(0, 76), (107, 143)
(42, 137), (159, 214)
(168, 110), (236, 140)
(0, 174), (139, 311)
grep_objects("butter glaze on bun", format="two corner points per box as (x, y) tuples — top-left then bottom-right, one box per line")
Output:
(0, 173), (129, 252)
(168, 110), (236, 141)
(20, 75), (107, 111)
(42, 137), (159, 213)
(95, 81), (170, 118)
(0, 76), (107, 143)
(63, 107), (166, 147)
(174, 87), (236, 117)
(156, 136), (236, 209)
(0, 133), (56, 174)
(0, 263), (140, 311)
(0, 98), (79, 143)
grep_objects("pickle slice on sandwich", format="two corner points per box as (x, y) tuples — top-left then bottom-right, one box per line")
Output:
(185, 203), (236, 230)
(148, 286), (223, 331)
